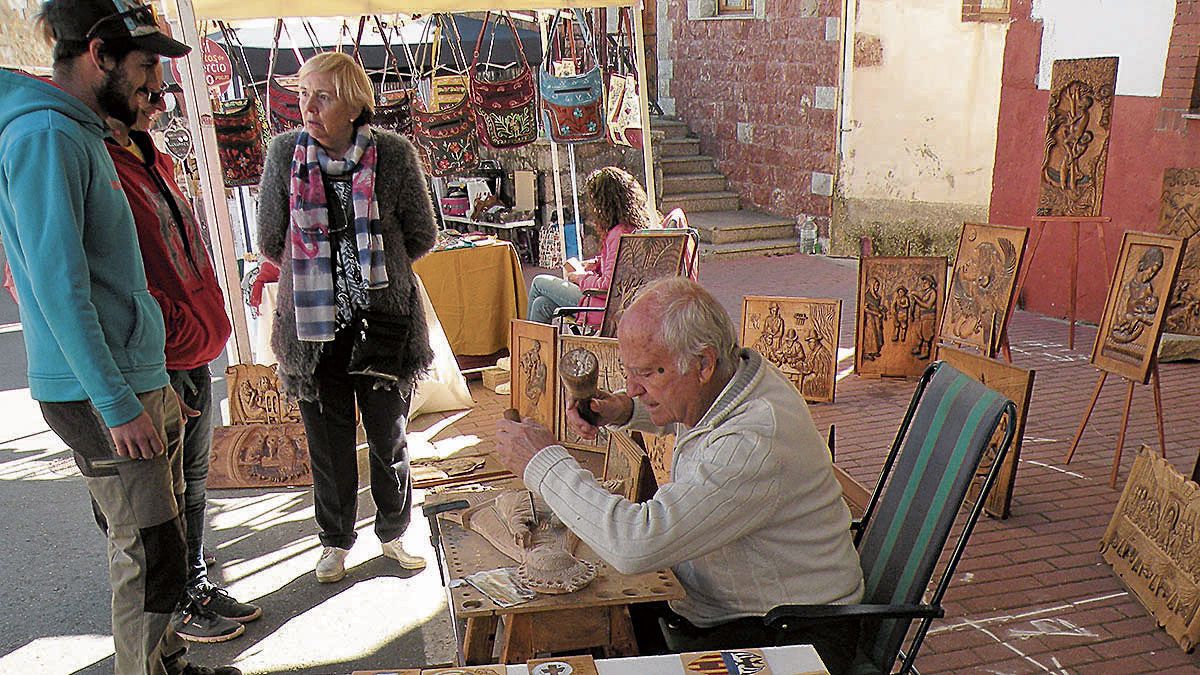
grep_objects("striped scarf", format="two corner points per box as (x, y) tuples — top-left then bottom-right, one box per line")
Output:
(288, 127), (388, 341)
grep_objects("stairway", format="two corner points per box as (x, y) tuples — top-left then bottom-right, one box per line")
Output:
(652, 118), (799, 260)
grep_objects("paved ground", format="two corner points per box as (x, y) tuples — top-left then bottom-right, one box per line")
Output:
(3, 252), (1200, 673)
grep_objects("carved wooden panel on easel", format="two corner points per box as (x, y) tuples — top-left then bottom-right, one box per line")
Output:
(855, 257), (947, 377)
(1159, 168), (1200, 336)
(1101, 446), (1200, 652)
(1037, 56), (1118, 218)
(225, 363), (300, 425)
(510, 320), (557, 432)
(556, 335), (625, 459)
(208, 422), (312, 488)
(600, 233), (688, 337)
(1092, 231), (1185, 384)
(606, 431), (653, 502)
(741, 296), (841, 403)
(936, 345), (1035, 519)
(941, 223), (1028, 357)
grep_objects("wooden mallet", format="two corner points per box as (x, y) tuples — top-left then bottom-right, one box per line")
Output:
(558, 347), (601, 425)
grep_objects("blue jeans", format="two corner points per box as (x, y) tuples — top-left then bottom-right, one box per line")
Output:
(527, 273), (583, 324)
(170, 364), (214, 589)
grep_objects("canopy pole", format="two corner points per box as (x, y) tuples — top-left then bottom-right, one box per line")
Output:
(170, 0), (253, 365)
(540, 11), (567, 268)
(631, 0), (657, 219)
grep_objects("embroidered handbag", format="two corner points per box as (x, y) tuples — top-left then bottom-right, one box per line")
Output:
(469, 11), (538, 149)
(540, 10), (605, 144)
(213, 96), (268, 187)
(371, 16), (414, 137)
(411, 15), (479, 176)
(267, 76), (303, 134)
(605, 8), (643, 148)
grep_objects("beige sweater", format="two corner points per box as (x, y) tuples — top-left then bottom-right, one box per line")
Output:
(525, 349), (864, 626)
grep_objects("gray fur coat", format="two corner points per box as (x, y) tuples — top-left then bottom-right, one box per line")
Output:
(257, 129), (437, 401)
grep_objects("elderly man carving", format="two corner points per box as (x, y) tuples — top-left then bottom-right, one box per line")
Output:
(495, 277), (864, 674)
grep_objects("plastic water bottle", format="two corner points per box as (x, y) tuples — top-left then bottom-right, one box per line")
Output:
(798, 216), (817, 254)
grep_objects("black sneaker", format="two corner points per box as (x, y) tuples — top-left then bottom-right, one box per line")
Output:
(171, 601), (245, 643)
(174, 663), (242, 675)
(188, 582), (263, 623)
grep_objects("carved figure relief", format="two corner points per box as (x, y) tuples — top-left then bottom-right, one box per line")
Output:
(557, 335), (625, 456)
(1101, 447), (1200, 652)
(638, 431), (675, 487)
(855, 257), (947, 377)
(528, 655), (600, 675)
(226, 364), (301, 425)
(208, 423), (312, 488)
(510, 320), (557, 430)
(1159, 169), (1200, 336)
(937, 346), (1035, 519)
(941, 223), (1028, 357)
(1037, 57), (1118, 217)
(741, 296), (841, 403)
(606, 431), (652, 502)
(680, 650), (774, 675)
(1092, 232), (1185, 384)
(600, 233), (688, 336)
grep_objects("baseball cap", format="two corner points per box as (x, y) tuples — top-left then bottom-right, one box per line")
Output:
(47, 0), (191, 58)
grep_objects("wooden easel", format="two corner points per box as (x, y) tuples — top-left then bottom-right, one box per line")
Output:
(1064, 359), (1166, 488)
(1013, 216), (1112, 350)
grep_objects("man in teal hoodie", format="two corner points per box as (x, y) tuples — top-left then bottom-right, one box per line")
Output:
(0, 2), (237, 674)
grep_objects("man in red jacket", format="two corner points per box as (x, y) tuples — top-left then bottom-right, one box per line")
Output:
(106, 66), (262, 646)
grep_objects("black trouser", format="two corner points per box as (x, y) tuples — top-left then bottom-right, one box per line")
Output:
(632, 602), (860, 675)
(170, 365), (214, 588)
(299, 329), (413, 550)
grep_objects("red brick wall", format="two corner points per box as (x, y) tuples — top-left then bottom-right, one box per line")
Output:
(1162, 0), (1200, 111)
(666, 0), (842, 219)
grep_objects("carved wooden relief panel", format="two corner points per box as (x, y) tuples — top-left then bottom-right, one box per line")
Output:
(855, 257), (947, 377)
(680, 650), (775, 675)
(557, 335), (624, 457)
(936, 345), (1035, 519)
(510, 320), (558, 432)
(1101, 447), (1200, 652)
(600, 233), (688, 337)
(1092, 231), (1185, 384)
(1037, 56), (1118, 217)
(1159, 168), (1200, 336)
(421, 667), (506, 675)
(636, 430), (675, 487)
(941, 223), (1028, 357)
(225, 364), (300, 425)
(411, 454), (511, 489)
(528, 655), (600, 675)
(741, 295), (841, 403)
(606, 431), (652, 502)
(208, 422), (312, 488)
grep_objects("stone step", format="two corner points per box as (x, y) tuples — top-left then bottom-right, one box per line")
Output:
(660, 155), (717, 175)
(660, 137), (702, 157)
(650, 118), (691, 139)
(686, 210), (797, 245)
(699, 237), (801, 260)
(661, 172), (728, 195)
(660, 191), (740, 213)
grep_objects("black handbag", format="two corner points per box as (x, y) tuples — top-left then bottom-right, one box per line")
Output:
(347, 309), (412, 383)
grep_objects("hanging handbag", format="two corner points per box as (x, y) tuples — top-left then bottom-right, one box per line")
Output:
(267, 76), (303, 134)
(372, 16), (414, 137)
(469, 11), (539, 149)
(212, 96), (268, 188)
(605, 8), (643, 148)
(539, 10), (605, 144)
(411, 15), (479, 176)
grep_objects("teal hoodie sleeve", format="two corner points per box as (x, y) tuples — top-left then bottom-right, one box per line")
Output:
(6, 128), (144, 427)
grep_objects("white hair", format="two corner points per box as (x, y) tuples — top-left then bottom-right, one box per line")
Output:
(632, 277), (739, 375)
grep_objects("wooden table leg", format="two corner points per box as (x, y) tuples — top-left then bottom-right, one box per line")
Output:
(1110, 379), (1137, 489)
(1066, 371), (1107, 464)
(464, 616), (499, 666)
(500, 614), (534, 664)
(606, 605), (639, 658)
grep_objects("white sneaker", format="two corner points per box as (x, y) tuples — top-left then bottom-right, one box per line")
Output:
(381, 537), (427, 571)
(315, 546), (350, 583)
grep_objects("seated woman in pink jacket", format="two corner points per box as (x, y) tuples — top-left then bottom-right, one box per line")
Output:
(527, 167), (653, 327)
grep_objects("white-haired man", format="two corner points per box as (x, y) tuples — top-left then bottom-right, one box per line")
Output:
(495, 277), (864, 673)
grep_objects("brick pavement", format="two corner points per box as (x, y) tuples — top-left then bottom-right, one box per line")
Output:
(411, 252), (1200, 674)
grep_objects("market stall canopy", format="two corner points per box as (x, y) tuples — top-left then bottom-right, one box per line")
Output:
(189, 0), (617, 21)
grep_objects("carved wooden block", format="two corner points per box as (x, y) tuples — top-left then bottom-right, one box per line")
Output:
(636, 430), (675, 487)
(600, 232), (689, 336)
(1092, 231), (1186, 384)
(556, 335), (624, 456)
(940, 223), (1028, 357)
(225, 363), (300, 425)
(855, 257), (947, 378)
(680, 650), (775, 675)
(510, 320), (558, 432)
(411, 454), (511, 489)
(606, 431), (653, 502)
(936, 345), (1035, 519)
(1159, 168), (1200, 337)
(565, 447), (607, 479)
(1101, 446), (1200, 652)
(1037, 56), (1118, 217)
(208, 422), (312, 488)
(421, 667), (505, 675)
(528, 655), (600, 675)
(741, 295), (841, 403)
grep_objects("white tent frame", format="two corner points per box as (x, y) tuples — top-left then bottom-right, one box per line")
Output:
(166, 0), (656, 364)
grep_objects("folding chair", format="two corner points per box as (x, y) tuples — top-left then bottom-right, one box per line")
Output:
(765, 361), (1017, 675)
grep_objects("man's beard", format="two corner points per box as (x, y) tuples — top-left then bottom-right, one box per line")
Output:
(97, 66), (137, 126)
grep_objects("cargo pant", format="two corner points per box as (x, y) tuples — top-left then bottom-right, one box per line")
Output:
(41, 386), (186, 675)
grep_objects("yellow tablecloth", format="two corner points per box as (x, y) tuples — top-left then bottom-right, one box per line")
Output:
(414, 241), (527, 356)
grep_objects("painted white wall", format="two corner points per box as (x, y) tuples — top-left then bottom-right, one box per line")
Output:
(838, 0), (1007, 206)
(1033, 0), (1174, 97)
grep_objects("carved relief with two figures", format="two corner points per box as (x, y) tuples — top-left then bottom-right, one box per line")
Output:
(855, 257), (947, 377)
(600, 233), (689, 336)
(1159, 168), (1200, 336)
(1038, 56), (1118, 217)
(941, 223), (1027, 357)
(741, 296), (841, 403)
